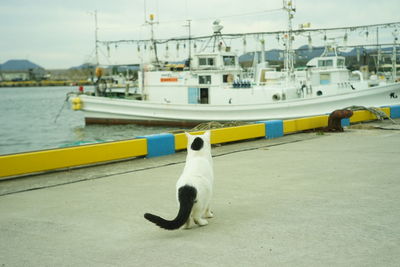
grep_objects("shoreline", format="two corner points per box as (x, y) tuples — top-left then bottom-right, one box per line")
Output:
(0, 80), (93, 87)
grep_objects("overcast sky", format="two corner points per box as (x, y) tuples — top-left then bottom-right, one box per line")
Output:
(1, 0), (399, 69)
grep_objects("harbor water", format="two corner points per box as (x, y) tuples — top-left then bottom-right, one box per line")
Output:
(0, 86), (181, 155)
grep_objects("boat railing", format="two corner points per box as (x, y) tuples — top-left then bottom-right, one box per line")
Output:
(232, 80), (252, 88)
(312, 66), (346, 71)
(258, 81), (286, 86)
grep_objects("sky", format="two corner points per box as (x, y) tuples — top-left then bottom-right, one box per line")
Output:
(0, 0), (399, 69)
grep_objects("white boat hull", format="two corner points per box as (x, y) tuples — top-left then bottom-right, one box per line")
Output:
(77, 83), (400, 126)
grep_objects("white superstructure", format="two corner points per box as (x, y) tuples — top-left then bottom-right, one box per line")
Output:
(71, 4), (400, 126)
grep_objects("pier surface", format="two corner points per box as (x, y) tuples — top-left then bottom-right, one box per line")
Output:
(1, 120), (400, 266)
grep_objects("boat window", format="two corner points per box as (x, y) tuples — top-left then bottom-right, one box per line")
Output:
(318, 59), (333, 67)
(199, 75), (212, 84)
(199, 57), (215, 66)
(320, 73), (331, 85)
(223, 56), (236, 66)
(337, 58), (345, 67)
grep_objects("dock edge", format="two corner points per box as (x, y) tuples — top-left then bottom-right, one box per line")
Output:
(1, 105), (398, 179)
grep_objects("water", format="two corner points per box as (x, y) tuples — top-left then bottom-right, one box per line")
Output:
(0, 86), (182, 155)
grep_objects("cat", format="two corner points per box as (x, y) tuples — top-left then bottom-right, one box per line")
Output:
(144, 130), (214, 230)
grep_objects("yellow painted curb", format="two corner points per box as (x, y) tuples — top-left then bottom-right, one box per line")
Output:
(350, 107), (390, 123)
(0, 139), (147, 179)
(174, 124), (265, 151)
(284, 115), (328, 134)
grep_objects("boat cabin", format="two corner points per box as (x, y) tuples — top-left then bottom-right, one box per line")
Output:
(307, 56), (346, 70)
(139, 50), (244, 105)
(191, 51), (240, 71)
(307, 56), (350, 86)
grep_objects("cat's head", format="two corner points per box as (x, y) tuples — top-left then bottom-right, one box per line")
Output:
(185, 130), (211, 154)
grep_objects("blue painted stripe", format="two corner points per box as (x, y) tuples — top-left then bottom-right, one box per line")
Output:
(257, 120), (284, 139)
(390, 105), (400, 118)
(141, 133), (175, 158)
(341, 118), (350, 127)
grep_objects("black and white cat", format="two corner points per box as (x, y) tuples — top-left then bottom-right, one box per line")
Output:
(144, 131), (214, 230)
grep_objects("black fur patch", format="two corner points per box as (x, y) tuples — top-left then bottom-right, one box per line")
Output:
(191, 137), (204, 151)
(178, 185), (197, 203)
(144, 185), (197, 230)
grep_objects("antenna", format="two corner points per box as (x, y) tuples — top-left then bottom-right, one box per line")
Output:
(143, 0), (147, 23)
(93, 10), (99, 66)
(392, 29), (398, 81)
(211, 20), (226, 52)
(145, 13), (160, 65)
(283, 0), (296, 78)
(183, 20), (192, 69)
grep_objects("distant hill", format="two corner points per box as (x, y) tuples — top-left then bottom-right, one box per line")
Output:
(239, 45), (396, 65)
(0, 59), (44, 71)
(69, 63), (142, 71)
(69, 63), (96, 70)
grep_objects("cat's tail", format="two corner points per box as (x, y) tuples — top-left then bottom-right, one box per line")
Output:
(144, 185), (197, 230)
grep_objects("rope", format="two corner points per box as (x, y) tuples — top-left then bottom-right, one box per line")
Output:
(343, 105), (398, 124)
(54, 94), (72, 123)
(190, 121), (249, 131)
(171, 106), (397, 133)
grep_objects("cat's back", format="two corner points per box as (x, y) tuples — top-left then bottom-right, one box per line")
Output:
(178, 156), (213, 187)
(177, 131), (213, 188)
(184, 154), (213, 174)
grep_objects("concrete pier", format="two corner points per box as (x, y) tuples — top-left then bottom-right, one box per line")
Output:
(1, 120), (400, 266)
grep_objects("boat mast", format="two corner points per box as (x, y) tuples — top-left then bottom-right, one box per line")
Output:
(145, 14), (160, 66)
(94, 10), (99, 66)
(392, 30), (398, 81)
(185, 19), (192, 70)
(283, 0), (296, 80)
(92, 10), (102, 97)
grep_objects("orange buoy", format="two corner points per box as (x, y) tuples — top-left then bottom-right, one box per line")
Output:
(95, 67), (103, 78)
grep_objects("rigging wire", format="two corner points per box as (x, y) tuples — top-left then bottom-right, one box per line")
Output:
(97, 21), (400, 47)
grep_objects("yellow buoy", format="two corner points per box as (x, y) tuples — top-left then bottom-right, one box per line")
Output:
(72, 97), (82, 110)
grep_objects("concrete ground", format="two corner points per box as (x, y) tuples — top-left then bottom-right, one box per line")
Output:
(1, 120), (400, 266)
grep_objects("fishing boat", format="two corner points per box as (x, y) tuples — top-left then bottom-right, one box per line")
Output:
(70, 3), (400, 126)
